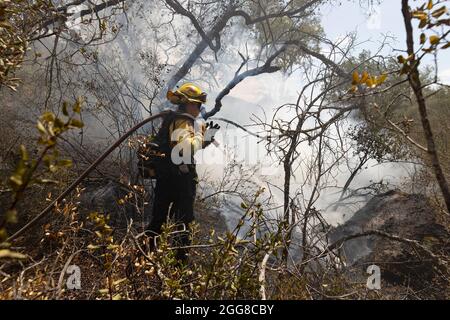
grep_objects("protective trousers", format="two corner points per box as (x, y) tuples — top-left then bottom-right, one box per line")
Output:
(147, 163), (197, 261)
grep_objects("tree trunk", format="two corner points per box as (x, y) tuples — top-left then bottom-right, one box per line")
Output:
(401, 0), (450, 212)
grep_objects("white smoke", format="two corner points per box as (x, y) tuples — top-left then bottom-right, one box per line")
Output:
(53, 1), (416, 231)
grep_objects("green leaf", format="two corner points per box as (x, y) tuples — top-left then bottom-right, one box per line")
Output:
(19, 145), (29, 161)
(412, 11), (427, 20)
(377, 74), (388, 85)
(112, 278), (127, 286)
(431, 6), (447, 18)
(69, 119), (84, 128)
(47, 123), (55, 137)
(420, 33), (427, 44)
(46, 138), (57, 147)
(361, 71), (369, 82)
(352, 71), (359, 85)
(9, 174), (23, 190)
(430, 35), (440, 45)
(0, 229), (7, 242)
(54, 118), (65, 129)
(58, 159), (73, 167)
(35, 178), (59, 185)
(0, 249), (27, 260)
(41, 111), (55, 122)
(73, 98), (83, 113)
(419, 18), (428, 28)
(62, 102), (69, 116)
(5, 209), (18, 224)
(37, 120), (47, 134)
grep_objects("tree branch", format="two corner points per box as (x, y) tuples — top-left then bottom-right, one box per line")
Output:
(285, 40), (351, 80)
(41, 0), (126, 30)
(204, 46), (286, 119)
(233, 0), (322, 25)
(164, 0), (219, 52)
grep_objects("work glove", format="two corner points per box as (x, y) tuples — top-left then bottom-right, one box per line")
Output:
(205, 121), (220, 130)
(204, 121), (220, 145)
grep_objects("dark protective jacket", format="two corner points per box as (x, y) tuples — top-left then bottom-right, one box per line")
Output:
(138, 111), (206, 179)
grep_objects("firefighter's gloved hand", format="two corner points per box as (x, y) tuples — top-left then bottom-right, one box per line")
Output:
(205, 121), (220, 143)
(206, 121), (220, 130)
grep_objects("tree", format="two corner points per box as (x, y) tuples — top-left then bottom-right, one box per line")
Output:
(399, 0), (450, 212)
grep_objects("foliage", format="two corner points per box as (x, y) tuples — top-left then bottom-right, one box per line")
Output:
(0, 186), (370, 300)
(349, 122), (410, 164)
(350, 70), (387, 92)
(0, 100), (83, 258)
(0, 0), (55, 90)
(250, 0), (324, 72)
(410, 0), (450, 52)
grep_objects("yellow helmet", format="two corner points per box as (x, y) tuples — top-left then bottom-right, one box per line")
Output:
(167, 83), (207, 105)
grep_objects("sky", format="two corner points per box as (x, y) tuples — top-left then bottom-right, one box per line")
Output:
(229, 0), (450, 107)
(320, 0), (450, 83)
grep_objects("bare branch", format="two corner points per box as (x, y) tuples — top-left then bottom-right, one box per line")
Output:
(164, 0), (219, 52)
(204, 46), (286, 119)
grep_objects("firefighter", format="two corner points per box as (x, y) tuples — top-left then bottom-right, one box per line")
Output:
(146, 83), (219, 262)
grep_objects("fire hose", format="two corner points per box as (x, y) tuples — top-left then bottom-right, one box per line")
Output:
(6, 111), (187, 242)
(6, 111), (269, 243)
